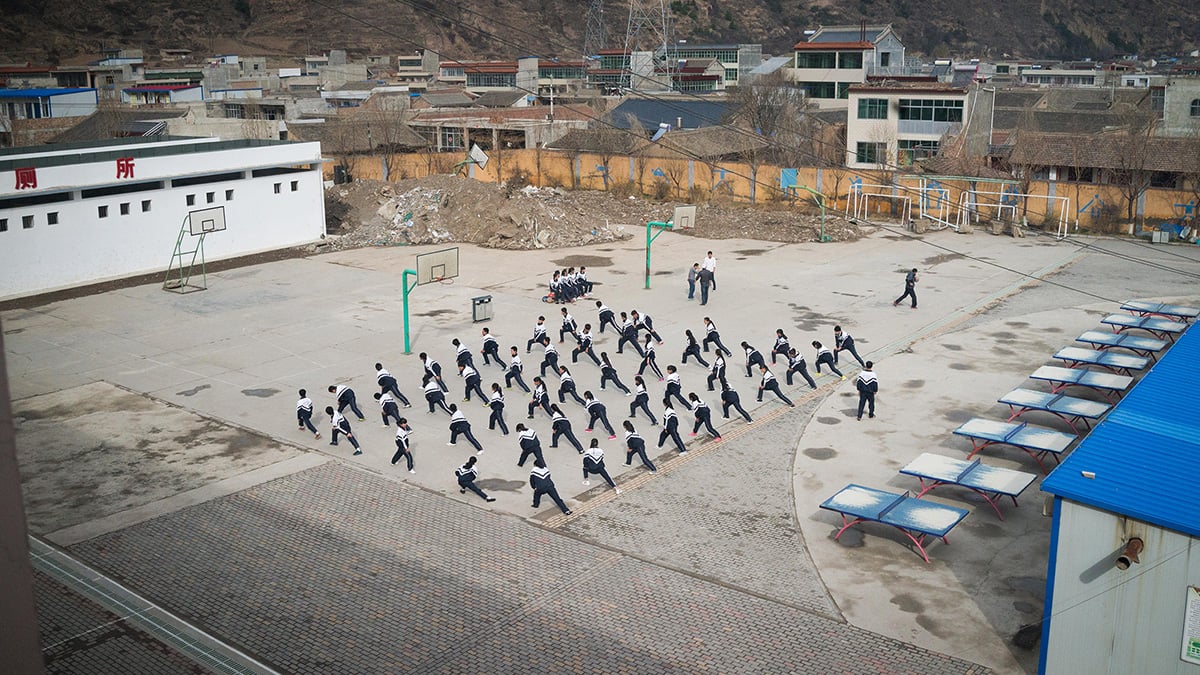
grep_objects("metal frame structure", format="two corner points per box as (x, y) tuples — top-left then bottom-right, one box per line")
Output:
(163, 207), (227, 294)
(847, 183), (912, 227)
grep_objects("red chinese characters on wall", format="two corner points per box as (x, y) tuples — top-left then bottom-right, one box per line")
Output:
(14, 166), (37, 190)
(116, 157), (135, 179)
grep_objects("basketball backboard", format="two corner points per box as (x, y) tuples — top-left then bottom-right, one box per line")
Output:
(187, 207), (227, 236)
(672, 205), (697, 229)
(416, 247), (460, 285)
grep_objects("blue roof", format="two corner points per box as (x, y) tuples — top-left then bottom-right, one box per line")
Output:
(610, 98), (733, 130)
(1042, 319), (1200, 537)
(0, 88), (94, 98)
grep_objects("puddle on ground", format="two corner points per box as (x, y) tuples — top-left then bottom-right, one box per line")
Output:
(920, 253), (964, 266)
(803, 447), (836, 460)
(990, 331), (1017, 340)
(416, 309), (455, 317)
(176, 384), (212, 397)
(943, 343), (963, 351)
(943, 408), (974, 423)
(903, 379), (925, 389)
(241, 388), (279, 398)
(732, 249), (769, 256)
(949, 363), (975, 370)
(816, 416), (841, 425)
(475, 478), (525, 492)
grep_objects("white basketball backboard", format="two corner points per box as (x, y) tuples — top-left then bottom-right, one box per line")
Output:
(416, 247), (460, 285)
(187, 206), (227, 236)
(672, 205), (697, 229)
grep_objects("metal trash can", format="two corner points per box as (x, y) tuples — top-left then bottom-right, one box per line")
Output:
(472, 295), (493, 322)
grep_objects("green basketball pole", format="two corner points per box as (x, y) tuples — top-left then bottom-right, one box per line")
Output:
(644, 220), (673, 289)
(402, 269), (418, 354)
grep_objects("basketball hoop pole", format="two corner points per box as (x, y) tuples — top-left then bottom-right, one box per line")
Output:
(644, 220), (673, 289)
(402, 269), (418, 354)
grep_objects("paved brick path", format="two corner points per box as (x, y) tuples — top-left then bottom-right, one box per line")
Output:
(69, 462), (986, 674)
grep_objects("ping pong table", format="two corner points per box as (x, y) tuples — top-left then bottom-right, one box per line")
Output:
(1074, 330), (1167, 361)
(1028, 365), (1133, 400)
(1120, 300), (1200, 323)
(998, 387), (1111, 433)
(952, 417), (1077, 474)
(900, 453), (1038, 520)
(1052, 346), (1150, 376)
(820, 484), (969, 563)
(1101, 314), (1188, 342)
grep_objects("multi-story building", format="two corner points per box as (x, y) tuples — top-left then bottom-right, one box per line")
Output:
(121, 84), (204, 107)
(788, 24), (906, 107)
(0, 88), (98, 121)
(846, 82), (968, 169)
(667, 43), (762, 87)
(395, 51), (440, 91)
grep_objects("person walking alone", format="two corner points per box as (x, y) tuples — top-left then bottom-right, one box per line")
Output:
(856, 361), (879, 421)
(894, 268), (919, 309)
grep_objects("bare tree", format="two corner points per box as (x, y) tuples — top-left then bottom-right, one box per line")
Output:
(592, 116), (630, 191)
(1110, 112), (1158, 224)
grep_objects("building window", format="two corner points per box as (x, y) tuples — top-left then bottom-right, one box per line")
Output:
(855, 142), (886, 165)
(120, 202), (130, 215)
(206, 191), (215, 204)
(898, 140), (940, 164)
(898, 98), (964, 122)
(1150, 88), (1164, 119)
(837, 51), (863, 69)
(0, 218), (7, 232)
(290, 180), (299, 192)
(23, 215), (34, 229)
(858, 98), (888, 119)
(142, 200), (151, 212)
(837, 83), (851, 99)
(98, 205), (108, 218)
(186, 194), (196, 206)
(1191, 99), (1200, 117)
(47, 212), (58, 225)
(274, 183), (282, 194)
(225, 189), (234, 200)
(802, 82), (836, 99)
(795, 52), (836, 69)
(880, 52), (891, 67)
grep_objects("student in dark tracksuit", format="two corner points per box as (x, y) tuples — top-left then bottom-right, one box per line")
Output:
(375, 364), (411, 407)
(571, 325), (601, 365)
(296, 389), (320, 438)
(638, 335), (665, 380)
(583, 391), (617, 439)
(663, 365), (690, 408)
(329, 384), (366, 420)
(757, 365), (795, 407)
(894, 268), (919, 308)
(786, 348), (818, 389)
(539, 337), (561, 378)
(447, 404), (483, 452)
(391, 419), (415, 472)
(681, 329), (709, 367)
(595, 301), (619, 335)
(326, 406), (361, 454)
(419, 353), (450, 392)
(456, 456), (496, 502)
(657, 399), (688, 454)
(424, 379), (452, 415)
(629, 376), (658, 425)
(527, 316), (548, 352)
(706, 352), (727, 391)
(527, 377), (553, 419)
(702, 317), (733, 356)
(616, 312), (645, 357)
(374, 391), (402, 427)
(530, 460), (571, 515)
(856, 361), (878, 421)
(480, 328), (505, 369)
(559, 307), (579, 344)
(583, 439), (620, 492)
(687, 393), (722, 441)
(557, 366), (587, 406)
(720, 379), (753, 422)
(515, 424), (545, 467)
(631, 310), (663, 344)
(741, 342), (766, 378)
(623, 420), (657, 473)
(488, 383), (509, 435)
(550, 404), (584, 453)
(771, 329), (791, 365)
(599, 352), (632, 395)
(452, 338), (474, 369)
(505, 347), (531, 393)
(812, 341), (845, 379)
(459, 363), (488, 402)
(833, 326), (867, 368)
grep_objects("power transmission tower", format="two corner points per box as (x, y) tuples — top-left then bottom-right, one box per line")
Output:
(622, 0), (672, 91)
(584, 0), (606, 59)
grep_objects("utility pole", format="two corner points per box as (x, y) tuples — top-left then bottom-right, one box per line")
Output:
(623, 0), (673, 92)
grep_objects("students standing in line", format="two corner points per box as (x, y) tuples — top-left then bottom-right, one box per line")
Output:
(530, 459), (572, 515)
(549, 404), (585, 453)
(424, 378), (453, 415)
(328, 383), (366, 420)
(616, 312), (645, 357)
(527, 316), (548, 352)
(681, 329), (710, 367)
(583, 439), (620, 492)
(595, 300), (619, 335)
(741, 341), (766, 378)
(630, 310), (664, 344)
(629, 375), (658, 425)
(686, 392), (722, 441)
(480, 327), (505, 369)
(833, 326), (867, 368)
(687, 262), (700, 301)
(539, 336), (561, 378)
(527, 377), (553, 419)
(719, 378), (753, 422)
(451, 338), (474, 369)
(556, 366), (587, 406)
(757, 364), (795, 407)
(296, 389), (320, 438)
(599, 352), (632, 395)
(706, 351), (727, 391)
(374, 391), (402, 427)
(447, 403), (483, 452)
(856, 361), (879, 421)
(391, 418), (415, 473)
(487, 383), (509, 435)
(559, 307), (579, 344)
(637, 334), (665, 381)
(812, 340), (845, 379)
(419, 352), (450, 392)
(894, 268), (919, 309)
(459, 363), (488, 402)
(571, 324), (601, 365)
(771, 329), (791, 365)
(786, 348), (817, 389)
(701, 317), (732, 356)
(456, 456), (496, 502)
(623, 420), (657, 473)
(374, 364), (412, 407)
(582, 391), (617, 439)
(663, 365), (689, 408)
(657, 398), (688, 455)
(505, 346), (531, 393)
(326, 405), (361, 455)
(515, 423), (545, 467)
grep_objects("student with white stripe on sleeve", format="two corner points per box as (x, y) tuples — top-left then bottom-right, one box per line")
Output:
(622, 420), (657, 473)
(811, 340), (845, 379)
(556, 365), (587, 406)
(456, 456), (495, 502)
(424, 378), (452, 415)
(571, 324), (601, 366)
(530, 459), (571, 515)
(374, 364), (411, 407)
(706, 352), (726, 391)
(451, 338), (474, 369)
(757, 364), (795, 407)
(459, 363), (487, 402)
(488, 382), (509, 435)
(505, 346), (530, 393)
(539, 336), (561, 378)
(582, 438), (620, 492)
(771, 329), (791, 365)
(373, 391), (402, 427)
(583, 391), (617, 439)
(419, 352), (450, 392)
(527, 316), (548, 353)
(701, 317), (732, 356)
(786, 348), (817, 389)
(328, 384), (366, 421)
(681, 330), (709, 367)
(834, 325), (867, 368)
(599, 352), (632, 395)
(719, 378), (753, 422)
(549, 404), (585, 453)
(296, 389), (320, 438)
(559, 307), (579, 344)
(391, 418), (415, 473)
(480, 327), (505, 369)
(740, 342), (766, 378)
(595, 300), (619, 335)
(447, 403), (483, 452)
(686, 392), (722, 441)
(663, 365), (689, 408)
(325, 406), (361, 455)
(628, 376), (658, 425)
(657, 398), (688, 455)
(515, 424), (545, 467)
(856, 361), (879, 421)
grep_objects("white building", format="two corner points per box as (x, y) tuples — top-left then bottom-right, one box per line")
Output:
(0, 88), (98, 120)
(788, 24), (906, 108)
(0, 136), (325, 300)
(122, 85), (204, 106)
(845, 82), (968, 169)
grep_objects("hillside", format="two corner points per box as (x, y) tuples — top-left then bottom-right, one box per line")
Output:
(2, 0), (1198, 65)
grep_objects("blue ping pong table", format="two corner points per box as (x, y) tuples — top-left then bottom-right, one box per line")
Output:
(1052, 346), (1149, 376)
(1028, 365), (1133, 401)
(998, 387), (1111, 434)
(952, 417), (1077, 474)
(820, 484), (969, 563)
(1074, 330), (1167, 361)
(1120, 300), (1199, 323)
(1101, 314), (1188, 342)
(900, 453), (1038, 520)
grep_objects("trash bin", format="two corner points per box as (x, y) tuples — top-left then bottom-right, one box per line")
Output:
(472, 295), (493, 322)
